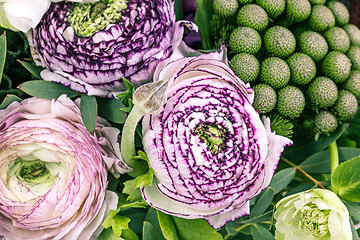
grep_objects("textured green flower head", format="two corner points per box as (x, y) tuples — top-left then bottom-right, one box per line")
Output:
(68, 0), (128, 37)
(273, 188), (352, 240)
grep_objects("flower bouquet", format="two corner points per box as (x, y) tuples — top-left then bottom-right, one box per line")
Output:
(0, 0), (360, 239)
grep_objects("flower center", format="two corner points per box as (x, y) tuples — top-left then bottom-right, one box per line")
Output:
(13, 159), (51, 183)
(299, 204), (330, 238)
(68, 0), (128, 37)
(195, 123), (228, 155)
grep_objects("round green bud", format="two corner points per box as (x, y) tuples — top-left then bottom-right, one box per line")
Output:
(308, 5), (335, 32)
(285, 0), (311, 22)
(252, 83), (277, 114)
(322, 51), (351, 83)
(264, 26), (296, 58)
(260, 57), (291, 89)
(314, 110), (338, 135)
(307, 76), (338, 108)
(213, 0), (239, 17)
(323, 27), (350, 53)
(347, 45), (360, 70)
(327, 0), (350, 26)
(229, 27), (262, 55)
(343, 70), (360, 100)
(277, 86), (305, 118)
(343, 23), (360, 47)
(298, 31), (328, 61)
(229, 53), (260, 83)
(255, 0), (285, 19)
(287, 52), (316, 85)
(332, 89), (358, 122)
(237, 4), (269, 32)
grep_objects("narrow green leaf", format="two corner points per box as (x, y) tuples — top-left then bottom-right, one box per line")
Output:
(250, 224), (275, 240)
(143, 221), (163, 240)
(80, 94), (97, 134)
(18, 60), (43, 79)
(250, 188), (275, 218)
(172, 217), (223, 240)
(344, 201), (360, 221)
(157, 211), (179, 240)
(235, 211), (273, 225)
(174, 0), (184, 20)
(194, 0), (214, 49)
(300, 147), (360, 173)
(268, 168), (296, 194)
(332, 155), (360, 201)
(97, 97), (127, 124)
(19, 80), (80, 99)
(0, 94), (21, 109)
(350, 218), (360, 240)
(0, 31), (6, 82)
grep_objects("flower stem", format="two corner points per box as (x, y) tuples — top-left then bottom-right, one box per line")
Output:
(328, 141), (339, 175)
(120, 105), (145, 168)
(281, 157), (326, 189)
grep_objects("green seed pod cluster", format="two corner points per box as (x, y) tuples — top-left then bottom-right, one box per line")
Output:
(212, 0), (360, 138)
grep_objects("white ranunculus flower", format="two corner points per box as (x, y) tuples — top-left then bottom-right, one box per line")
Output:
(0, 95), (130, 239)
(274, 188), (352, 240)
(140, 51), (292, 229)
(0, 0), (98, 32)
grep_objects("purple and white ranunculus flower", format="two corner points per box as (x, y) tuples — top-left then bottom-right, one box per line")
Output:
(0, 0), (98, 33)
(140, 52), (293, 229)
(0, 95), (130, 240)
(27, 0), (192, 97)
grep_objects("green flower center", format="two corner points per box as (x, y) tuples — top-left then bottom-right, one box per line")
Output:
(68, 0), (128, 38)
(195, 124), (228, 155)
(8, 159), (53, 184)
(299, 204), (330, 238)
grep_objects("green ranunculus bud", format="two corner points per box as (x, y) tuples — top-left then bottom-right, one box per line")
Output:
(273, 189), (352, 240)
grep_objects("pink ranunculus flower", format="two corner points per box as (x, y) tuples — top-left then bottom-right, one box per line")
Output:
(141, 51), (293, 229)
(0, 95), (130, 240)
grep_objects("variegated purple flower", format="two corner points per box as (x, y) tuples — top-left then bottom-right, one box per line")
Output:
(0, 95), (129, 240)
(28, 0), (189, 97)
(141, 52), (292, 229)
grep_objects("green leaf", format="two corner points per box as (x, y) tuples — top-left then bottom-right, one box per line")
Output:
(0, 94), (21, 109)
(157, 211), (179, 240)
(97, 97), (127, 124)
(19, 80), (80, 99)
(0, 5), (18, 31)
(120, 228), (139, 240)
(236, 211), (273, 225)
(300, 147), (360, 173)
(18, 60), (43, 79)
(268, 168), (296, 195)
(283, 124), (347, 162)
(123, 179), (143, 202)
(332, 155), (360, 201)
(143, 221), (164, 240)
(117, 78), (134, 105)
(80, 94), (97, 134)
(0, 31), (6, 82)
(103, 210), (131, 237)
(195, 0), (214, 49)
(98, 228), (124, 240)
(350, 218), (360, 240)
(172, 217), (223, 240)
(250, 224), (275, 240)
(250, 188), (275, 218)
